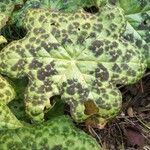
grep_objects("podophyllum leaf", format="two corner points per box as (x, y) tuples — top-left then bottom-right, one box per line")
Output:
(11, 0), (103, 27)
(0, 1), (23, 129)
(8, 79), (64, 122)
(118, 0), (150, 66)
(0, 0), (24, 18)
(0, 1), (25, 49)
(0, 4), (146, 126)
(0, 116), (101, 150)
(0, 76), (23, 129)
(9, 96), (65, 122)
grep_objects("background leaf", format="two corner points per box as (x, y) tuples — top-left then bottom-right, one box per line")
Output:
(118, 0), (150, 66)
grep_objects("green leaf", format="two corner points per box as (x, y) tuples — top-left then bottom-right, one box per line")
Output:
(0, 116), (101, 150)
(11, 0), (103, 27)
(118, 0), (150, 15)
(8, 77), (65, 122)
(0, 0), (24, 17)
(118, 0), (150, 65)
(8, 98), (30, 122)
(0, 76), (23, 129)
(0, 4), (146, 126)
(0, 1), (24, 129)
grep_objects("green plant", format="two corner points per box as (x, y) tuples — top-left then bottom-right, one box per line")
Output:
(0, 2), (147, 125)
(0, 1), (101, 149)
(0, 0), (149, 149)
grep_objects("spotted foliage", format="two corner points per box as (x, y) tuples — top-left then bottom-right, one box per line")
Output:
(0, 76), (23, 129)
(0, 116), (101, 150)
(118, 0), (150, 66)
(0, 0), (23, 16)
(11, 0), (105, 27)
(0, 0), (24, 129)
(0, 4), (147, 125)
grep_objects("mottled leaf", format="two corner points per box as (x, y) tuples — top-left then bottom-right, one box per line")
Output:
(0, 4), (146, 126)
(0, 76), (23, 129)
(118, 0), (150, 66)
(11, 0), (104, 27)
(0, 116), (101, 150)
(0, 1), (23, 129)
